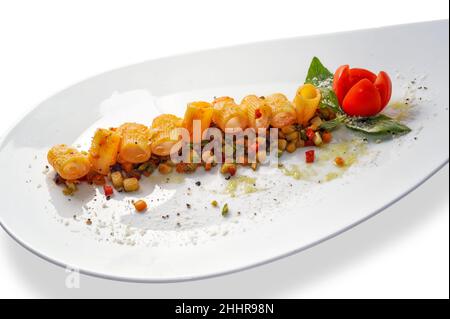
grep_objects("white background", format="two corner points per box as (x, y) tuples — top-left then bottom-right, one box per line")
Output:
(0, 0), (448, 299)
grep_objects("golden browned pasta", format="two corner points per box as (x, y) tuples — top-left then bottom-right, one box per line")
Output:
(89, 128), (121, 175)
(212, 96), (248, 131)
(241, 95), (272, 129)
(47, 144), (91, 180)
(117, 123), (152, 164)
(151, 114), (183, 156)
(293, 84), (321, 126)
(183, 101), (214, 141)
(265, 93), (297, 128)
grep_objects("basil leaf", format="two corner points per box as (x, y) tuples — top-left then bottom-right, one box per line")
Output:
(305, 57), (334, 86)
(319, 116), (344, 131)
(305, 57), (341, 113)
(318, 87), (341, 113)
(344, 114), (411, 136)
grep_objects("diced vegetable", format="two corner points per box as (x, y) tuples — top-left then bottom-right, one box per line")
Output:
(133, 200), (147, 212)
(306, 128), (315, 141)
(305, 150), (315, 163)
(322, 131), (333, 143)
(220, 163), (237, 176)
(123, 177), (139, 192)
(63, 181), (78, 196)
(103, 185), (114, 196)
(310, 116), (323, 130)
(110, 171), (124, 189)
(158, 163), (173, 174)
(334, 157), (345, 167)
(286, 141), (297, 153)
(278, 139), (287, 151)
(175, 162), (197, 174)
(313, 132), (323, 146)
(296, 138), (305, 148)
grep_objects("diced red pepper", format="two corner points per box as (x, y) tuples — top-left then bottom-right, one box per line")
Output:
(103, 185), (114, 196)
(255, 109), (262, 119)
(306, 128), (315, 141)
(305, 150), (315, 163)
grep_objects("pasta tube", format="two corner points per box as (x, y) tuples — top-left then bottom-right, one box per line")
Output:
(151, 114), (183, 156)
(183, 101), (213, 141)
(241, 95), (272, 129)
(89, 128), (122, 175)
(212, 96), (248, 131)
(293, 84), (321, 126)
(265, 93), (297, 128)
(117, 123), (152, 164)
(47, 144), (91, 180)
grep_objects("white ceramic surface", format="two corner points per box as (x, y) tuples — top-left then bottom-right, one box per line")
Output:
(0, 20), (448, 282)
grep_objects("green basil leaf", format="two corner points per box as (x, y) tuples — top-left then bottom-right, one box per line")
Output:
(344, 114), (411, 136)
(305, 57), (334, 86)
(319, 116), (344, 131)
(318, 87), (341, 113)
(305, 57), (341, 113)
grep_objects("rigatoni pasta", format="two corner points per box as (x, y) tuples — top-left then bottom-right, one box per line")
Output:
(265, 93), (297, 128)
(241, 95), (272, 129)
(294, 84), (321, 127)
(47, 144), (91, 180)
(183, 101), (214, 141)
(89, 128), (121, 175)
(212, 96), (248, 131)
(117, 123), (152, 164)
(151, 114), (183, 156)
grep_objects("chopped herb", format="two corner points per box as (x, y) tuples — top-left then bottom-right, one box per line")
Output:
(211, 200), (218, 207)
(186, 203), (191, 209)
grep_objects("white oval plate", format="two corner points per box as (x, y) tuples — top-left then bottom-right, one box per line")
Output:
(0, 21), (448, 282)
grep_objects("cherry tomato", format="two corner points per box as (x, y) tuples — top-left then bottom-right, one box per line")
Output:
(333, 65), (392, 117)
(374, 71), (392, 108)
(333, 65), (350, 105)
(342, 79), (382, 117)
